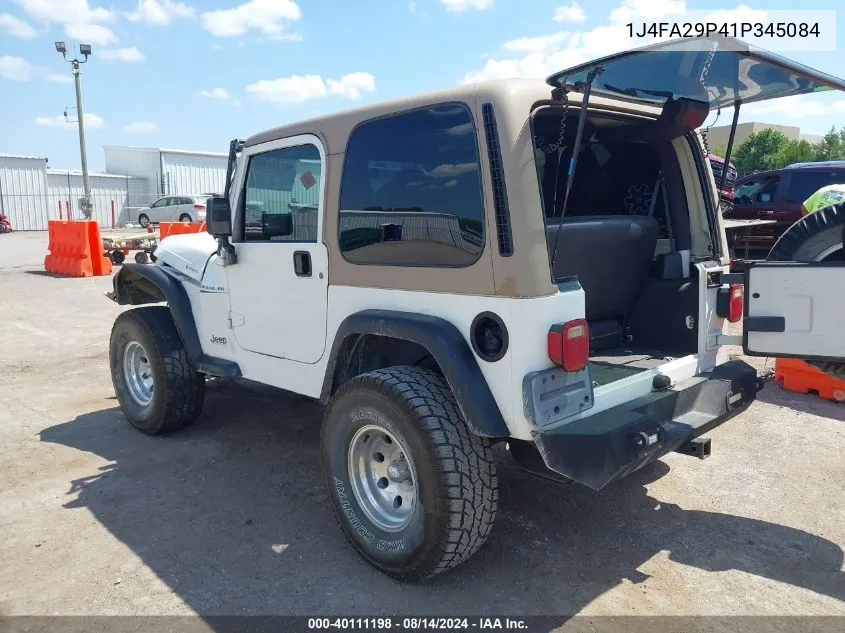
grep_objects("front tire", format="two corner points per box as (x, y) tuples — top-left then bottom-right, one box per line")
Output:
(109, 307), (205, 435)
(138, 213), (150, 228)
(321, 366), (498, 582)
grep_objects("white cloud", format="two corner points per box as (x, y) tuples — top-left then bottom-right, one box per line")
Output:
(441, 0), (494, 12)
(123, 121), (158, 134)
(35, 113), (104, 129)
(553, 2), (586, 22)
(99, 47), (145, 62)
(64, 22), (117, 45)
(246, 72), (376, 105)
(200, 0), (301, 38)
(0, 12), (38, 38)
(47, 73), (72, 83)
(503, 32), (569, 54)
(327, 72), (376, 100)
(197, 87), (233, 100)
(462, 0), (694, 84)
(125, 0), (194, 25)
(14, 0), (118, 50)
(609, 0), (684, 23)
(13, 0), (114, 25)
(0, 56), (33, 81)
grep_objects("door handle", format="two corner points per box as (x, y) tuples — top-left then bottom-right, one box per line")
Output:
(293, 251), (312, 277)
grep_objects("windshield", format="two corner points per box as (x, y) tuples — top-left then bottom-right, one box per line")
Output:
(547, 36), (845, 110)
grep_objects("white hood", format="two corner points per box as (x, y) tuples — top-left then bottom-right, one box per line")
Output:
(153, 233), (218, 282)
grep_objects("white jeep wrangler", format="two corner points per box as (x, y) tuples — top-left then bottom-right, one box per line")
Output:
(107, 36), (845, 581)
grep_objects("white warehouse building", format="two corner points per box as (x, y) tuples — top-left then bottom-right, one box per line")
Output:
(104, 146), (227, 208)
(0, 146), (228, 231)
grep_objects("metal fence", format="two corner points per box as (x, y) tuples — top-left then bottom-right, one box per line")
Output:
(1, 175), (162, 230)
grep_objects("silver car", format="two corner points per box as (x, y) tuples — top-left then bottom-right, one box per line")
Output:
(137, 195), (210, 227)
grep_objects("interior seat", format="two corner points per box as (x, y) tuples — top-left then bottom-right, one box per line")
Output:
(547, 215), (659, 347)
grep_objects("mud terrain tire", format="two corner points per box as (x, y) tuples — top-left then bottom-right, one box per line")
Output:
(110, 306), (205, 435)
(767, 203), (845, 263)
(321, 365), (498, 582)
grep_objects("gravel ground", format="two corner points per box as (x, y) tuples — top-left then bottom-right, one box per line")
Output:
(0, 231), (843, 621)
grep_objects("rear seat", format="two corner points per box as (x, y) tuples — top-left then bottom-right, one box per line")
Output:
(547, 215), (659, 350)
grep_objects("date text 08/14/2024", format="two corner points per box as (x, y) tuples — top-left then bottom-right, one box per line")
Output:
(307, 618), (529, 630)
(627, 22), (821, 39)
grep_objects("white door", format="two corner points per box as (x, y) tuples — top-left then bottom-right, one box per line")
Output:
(148, 197), (171, 223)
(226, 134), (328, 364)
(743, 262), (845, 361)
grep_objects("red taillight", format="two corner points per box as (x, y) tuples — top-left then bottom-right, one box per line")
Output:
(728, 283), (743, 323)
(193, 204), (206, 210)
(548, 319), (590, 372)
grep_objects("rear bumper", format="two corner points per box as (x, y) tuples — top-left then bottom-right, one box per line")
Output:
(529, 360), (760, 491)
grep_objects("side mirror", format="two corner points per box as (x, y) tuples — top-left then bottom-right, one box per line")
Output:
(207, 196), (232, 237)
(759, 193), (772, 203)
(262, 213), (293, 239)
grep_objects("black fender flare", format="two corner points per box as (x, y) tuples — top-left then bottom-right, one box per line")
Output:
(320, 309), (510, 438)
(111, 264), (241, 378)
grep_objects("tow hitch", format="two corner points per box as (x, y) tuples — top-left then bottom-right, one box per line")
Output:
(676, 436), (711, 459)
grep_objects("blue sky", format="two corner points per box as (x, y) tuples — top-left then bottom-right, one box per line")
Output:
(1, 0), (843, 171)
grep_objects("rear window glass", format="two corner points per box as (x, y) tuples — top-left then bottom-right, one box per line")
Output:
(338, 103), (485, 267)
(786, 171), (844, 203)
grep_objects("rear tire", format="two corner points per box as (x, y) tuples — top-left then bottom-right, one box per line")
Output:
(179, 213), (192, 223)
(321, 366), (498, 582)
(109, 307), (205, 435)
(138, 213), (150, 228)
(767, 203), (844, 262)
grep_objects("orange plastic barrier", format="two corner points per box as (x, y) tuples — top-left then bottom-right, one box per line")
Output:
(159, 221), (205, 239)
(775, 358), (845, 402)
(44, 220), (112, 277)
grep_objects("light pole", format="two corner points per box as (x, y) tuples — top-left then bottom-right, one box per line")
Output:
(55, 41), (93, 220)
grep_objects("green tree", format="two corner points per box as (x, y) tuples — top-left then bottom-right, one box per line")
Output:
(775, 139), (815, 168)
(731, 128), (790, 175)
(812, 126), (845, 161)
(710, 144), (727, 158)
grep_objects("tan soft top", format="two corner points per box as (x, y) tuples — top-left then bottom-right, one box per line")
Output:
(244, 79), (661, 153)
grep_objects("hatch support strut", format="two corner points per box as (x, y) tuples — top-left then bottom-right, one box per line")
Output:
(549, 66), (603, 272)
(558, 67), (603, 221)
(719, 102), (741, 195)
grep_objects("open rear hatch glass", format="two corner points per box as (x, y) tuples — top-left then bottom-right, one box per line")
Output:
(546, 35), (845, 109)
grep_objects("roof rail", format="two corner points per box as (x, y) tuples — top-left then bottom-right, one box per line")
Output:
(785, 160), (845, 169)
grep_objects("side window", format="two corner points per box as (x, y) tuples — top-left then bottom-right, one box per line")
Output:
(152, 198), (169, 208)
(179, 197), (193, 205)
(756, 176), (780, 203)
(735, 180), (757, 199)
(338, 102), (485, 267)
(737, 176), (779, 203)
(785, 171), (840, 203)
(242, 143), (322, 242)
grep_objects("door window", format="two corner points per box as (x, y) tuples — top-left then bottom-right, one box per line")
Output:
(242, 143), (322, 242)
(151, 198), (169, 208)
(338, 102), (485, 267)
(736, 176), (780, 204)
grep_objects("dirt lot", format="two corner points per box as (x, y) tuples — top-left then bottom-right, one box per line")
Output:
(1, 231), (843, 620)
